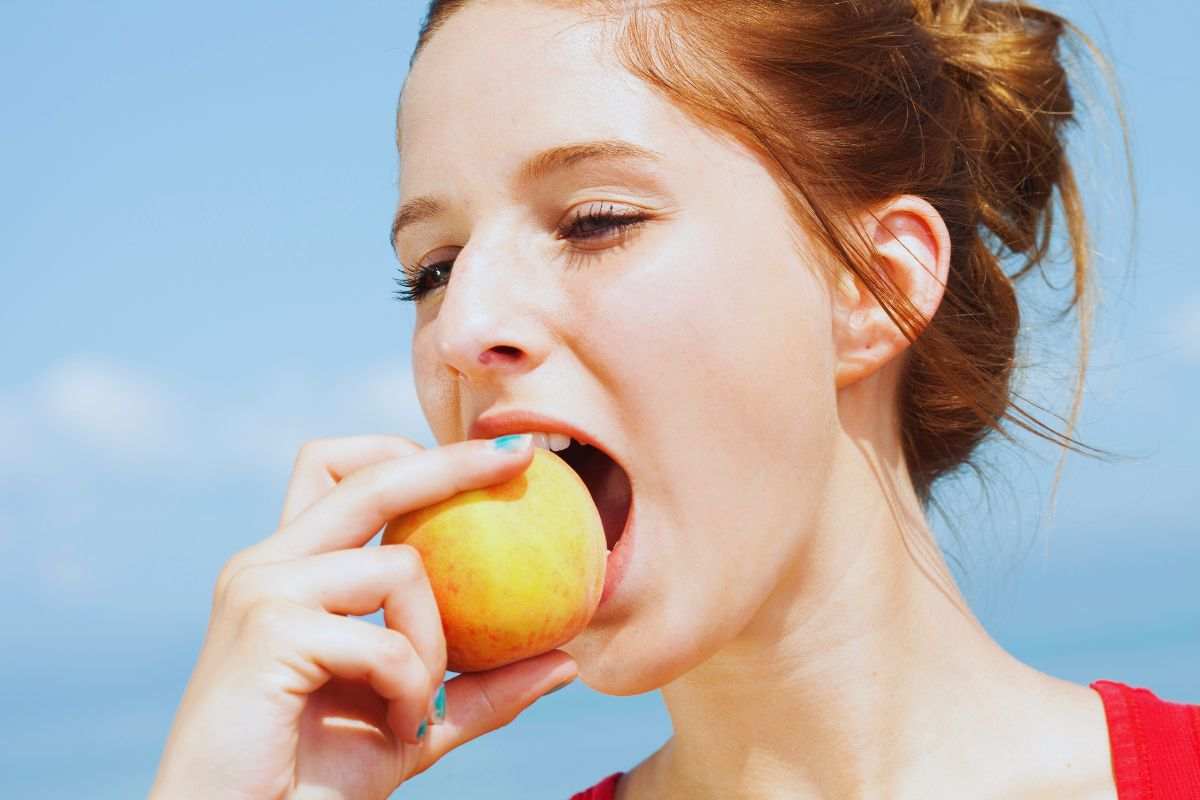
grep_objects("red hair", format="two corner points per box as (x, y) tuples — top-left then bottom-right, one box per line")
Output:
(407, 0), (1128, 506)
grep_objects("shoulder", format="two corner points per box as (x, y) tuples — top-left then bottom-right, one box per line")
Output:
(1091, 679), (1200, 798)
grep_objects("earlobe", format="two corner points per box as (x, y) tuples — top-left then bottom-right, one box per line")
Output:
(832, 196), (951, 390)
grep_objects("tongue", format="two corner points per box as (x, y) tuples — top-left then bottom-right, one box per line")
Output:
(570, 447), (632, 549)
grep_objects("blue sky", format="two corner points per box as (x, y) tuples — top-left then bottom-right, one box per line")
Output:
(1, 2), (1196, 798)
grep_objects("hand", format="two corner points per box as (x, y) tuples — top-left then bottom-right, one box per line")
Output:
(150, 435), (579, 800)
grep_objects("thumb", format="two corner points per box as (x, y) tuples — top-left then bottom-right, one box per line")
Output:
(404, 649), (578, 775)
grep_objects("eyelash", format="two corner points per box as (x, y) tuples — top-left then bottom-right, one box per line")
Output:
(392, 204), (649, 303)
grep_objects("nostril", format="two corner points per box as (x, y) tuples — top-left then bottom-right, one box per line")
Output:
(478, 345), (522, 365)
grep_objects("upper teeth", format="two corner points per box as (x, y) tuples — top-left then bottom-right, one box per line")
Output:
(527, 432), (574, 452)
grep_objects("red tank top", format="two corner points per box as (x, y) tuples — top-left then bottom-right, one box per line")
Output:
(569, 771), (622, 800)
(569, 680), (1200, 799)
(1090, 680), (1200, 798)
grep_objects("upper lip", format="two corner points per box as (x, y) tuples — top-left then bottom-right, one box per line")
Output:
(468, 409), (624, 468)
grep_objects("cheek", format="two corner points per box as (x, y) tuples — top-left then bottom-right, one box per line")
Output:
(411, 330), (460, 441)
(608, 219), (838, 563)
(589, 219), (836, 454)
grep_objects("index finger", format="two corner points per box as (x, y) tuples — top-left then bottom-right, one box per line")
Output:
(279, 435), (425, 528)
(266, 436), (533, 559)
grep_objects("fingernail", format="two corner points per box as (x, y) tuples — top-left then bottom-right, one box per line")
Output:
(542, 677), (574, 697)
(416, 718), (428, 742)
(432, 683), (447, 724)
(492, 433), (532, 452)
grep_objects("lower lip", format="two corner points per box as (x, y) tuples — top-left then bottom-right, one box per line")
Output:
(597, 495), (635, 611)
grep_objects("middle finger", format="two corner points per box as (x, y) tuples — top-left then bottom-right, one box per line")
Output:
(229, 544), (448, 686)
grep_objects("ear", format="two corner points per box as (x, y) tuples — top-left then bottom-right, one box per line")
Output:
(832, 195), (950, 390)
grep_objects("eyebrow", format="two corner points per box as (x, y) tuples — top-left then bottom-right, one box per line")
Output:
(390, 139), (665, 252)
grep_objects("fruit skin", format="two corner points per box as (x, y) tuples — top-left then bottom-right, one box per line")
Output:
(382, 448), (607, 673)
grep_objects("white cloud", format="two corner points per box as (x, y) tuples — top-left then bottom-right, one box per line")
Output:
(2, 353), (436, 484)
(34, 354), (179, 463)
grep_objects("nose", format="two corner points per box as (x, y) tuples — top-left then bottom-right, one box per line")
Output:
(432, 238), (553, 385)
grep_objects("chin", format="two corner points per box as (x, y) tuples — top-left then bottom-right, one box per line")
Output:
(560, 624), (706, 697)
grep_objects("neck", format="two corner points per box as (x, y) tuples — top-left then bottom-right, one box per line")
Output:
(637, 429), (1041, 799)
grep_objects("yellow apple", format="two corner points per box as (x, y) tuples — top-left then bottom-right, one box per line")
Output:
(381, 447), (607, 672)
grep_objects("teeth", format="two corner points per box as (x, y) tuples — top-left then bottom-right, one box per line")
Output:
(526, 431), (573, 452)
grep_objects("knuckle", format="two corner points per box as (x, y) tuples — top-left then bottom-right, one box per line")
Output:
(475, 676), (502, 720)
(378, 631), (414, 673)
(241, 599), (293, 641)
(340, 454), (393, 491)
(221, 562), (272, 612)
(359, 468), (397, 509)
(294, 437), (335, 469)
(382, 543), (424, 580)
(214, 549), (255, 600)
(388, 434), (421, 451)
(296, 435), (424, 473)
(347, 459), (409, 511)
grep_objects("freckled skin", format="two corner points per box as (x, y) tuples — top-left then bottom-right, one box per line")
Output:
(382, 449), (606, 672)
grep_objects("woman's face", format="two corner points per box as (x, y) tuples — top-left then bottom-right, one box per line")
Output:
(396, 0), (841, 694)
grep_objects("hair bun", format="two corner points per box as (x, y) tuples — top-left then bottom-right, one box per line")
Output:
(915, 0), (1075, 270)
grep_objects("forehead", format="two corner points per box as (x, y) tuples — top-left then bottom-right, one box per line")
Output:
(396, 1), (690, 193)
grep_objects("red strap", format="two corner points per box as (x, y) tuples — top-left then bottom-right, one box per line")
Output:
(1092, 680), (1200, 799)
(569, 771), (623, 800)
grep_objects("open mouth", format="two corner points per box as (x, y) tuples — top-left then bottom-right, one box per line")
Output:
(555, 440), (632, 551)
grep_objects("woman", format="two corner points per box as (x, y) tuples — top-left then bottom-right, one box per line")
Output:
(151, 1), (1200, 798)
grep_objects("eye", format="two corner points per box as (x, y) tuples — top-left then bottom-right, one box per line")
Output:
(393, 260), (452, 304)
(392, 203), (650, 303)
(558, 202), (649, 245)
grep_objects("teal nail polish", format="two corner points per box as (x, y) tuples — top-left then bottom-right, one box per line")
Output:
(492, 433), (532, 452)
(416, 718), (428, 742)
(433, 683), (447, 724)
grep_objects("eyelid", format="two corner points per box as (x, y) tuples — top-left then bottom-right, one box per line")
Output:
(410, 201), (651, 267)
(562, 200), (644, 224)
(410, 245), (458, 270)
(560, 206), (650, 270)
